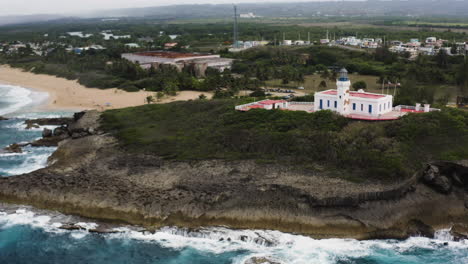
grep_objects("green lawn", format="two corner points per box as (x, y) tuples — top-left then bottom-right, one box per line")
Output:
(265, 74), (386, 94)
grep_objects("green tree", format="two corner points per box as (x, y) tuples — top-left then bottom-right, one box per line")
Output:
(352, 81), (367, 91)
(146, 95), (155, 104)
(156, 92), (165, 101)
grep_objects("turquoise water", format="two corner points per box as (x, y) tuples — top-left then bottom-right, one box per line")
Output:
(0, 84), (467, 264)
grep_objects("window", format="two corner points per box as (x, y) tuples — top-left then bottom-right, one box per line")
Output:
(379, 104), (382, 112)
(327, 100), (330, 107)
(334, 101), (337, 108)
(369, 104), (372, 114)
(352, 103), (356, 110)
(361, 104), (363, 111)
(319, 99), (323, 109)
(388, 102), (391, 109)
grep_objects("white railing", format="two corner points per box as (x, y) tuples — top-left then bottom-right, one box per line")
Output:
(394, 105), (441, 112)
(289, 102), (314, 105)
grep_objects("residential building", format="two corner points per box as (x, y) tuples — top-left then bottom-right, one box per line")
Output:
(121, 51), (234, 77)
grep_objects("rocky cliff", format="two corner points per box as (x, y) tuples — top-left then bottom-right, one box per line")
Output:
(0, 111), (466, 239)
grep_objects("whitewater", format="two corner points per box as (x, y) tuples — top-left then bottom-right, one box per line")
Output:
(0, 83), (467, 264)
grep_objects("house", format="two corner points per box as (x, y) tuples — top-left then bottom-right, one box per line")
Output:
(164, 43), (178, 49)
(314, 68), (393, 117)
(125, 43), (140, 48)
(101, 32), (131, 40)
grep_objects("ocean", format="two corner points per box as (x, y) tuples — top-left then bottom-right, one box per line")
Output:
(0, 83), (467, 264)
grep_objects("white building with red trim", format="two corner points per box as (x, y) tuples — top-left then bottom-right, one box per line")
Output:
(314, 69), (393, 117)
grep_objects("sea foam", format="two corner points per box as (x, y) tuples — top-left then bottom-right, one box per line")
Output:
(0, 84), (36, 116)
(0, 208), (466, 264)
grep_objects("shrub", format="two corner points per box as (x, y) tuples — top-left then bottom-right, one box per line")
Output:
(352, 81), (367, 91)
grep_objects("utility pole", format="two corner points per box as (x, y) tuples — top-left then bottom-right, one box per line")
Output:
(233, 5), (239, 49)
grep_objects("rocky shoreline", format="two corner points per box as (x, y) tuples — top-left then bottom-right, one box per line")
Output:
(0, 111), (466, 240)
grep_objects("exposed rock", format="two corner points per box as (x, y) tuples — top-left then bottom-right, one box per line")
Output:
(30, 137), (63, 147)
(68, 110), (100, 135)
(71, 132), (89, 139)
(88, 228), (120, 234)
(423, 164), (453, 194)
(53, 126), (68, 137)
(24, 117), (73, 130)
(59, 224), (86, 231)
(3, 143), (23, 153)
(0, 116), (8, 121)
(42, 128), (53, 138)
(431, 175), (452, 194)
(424, 165), (439, 182)
(406, 220), (435, 238)
(451, 224), (468, 241)
(244, 257), (282, 264)
(0, 111), (466, 240)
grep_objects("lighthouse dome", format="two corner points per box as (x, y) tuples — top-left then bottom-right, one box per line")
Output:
(338, 68), (349, 81)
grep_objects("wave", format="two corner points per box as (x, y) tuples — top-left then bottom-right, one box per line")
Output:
(0, 147), (56, 176)
(0, 208), (466, 264)
(0, 84), (48, 116)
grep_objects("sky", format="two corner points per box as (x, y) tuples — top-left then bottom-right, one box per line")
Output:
(0, 0), (342, 16)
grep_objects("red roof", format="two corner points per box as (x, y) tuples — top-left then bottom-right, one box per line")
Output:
(248, 105), (265, 109)
(259, 100), (287, 105)
(400, 109), (424, 113)
(321, 90), (386, 99)
(132, 51), (212, 58)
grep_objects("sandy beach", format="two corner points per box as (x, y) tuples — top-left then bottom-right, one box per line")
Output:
(0, 65), (213, 111)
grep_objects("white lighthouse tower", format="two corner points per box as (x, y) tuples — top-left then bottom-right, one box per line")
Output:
(336, 68), (351, 115)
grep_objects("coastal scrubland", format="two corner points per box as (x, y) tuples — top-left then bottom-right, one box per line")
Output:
(101, 100), (468, 180)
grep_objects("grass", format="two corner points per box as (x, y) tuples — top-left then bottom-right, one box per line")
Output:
(265, 74), (384, 94)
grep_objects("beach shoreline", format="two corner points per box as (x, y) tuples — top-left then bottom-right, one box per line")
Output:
(0, 65), (213, 112)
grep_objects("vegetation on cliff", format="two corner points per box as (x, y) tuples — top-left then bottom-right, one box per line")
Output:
(101, 100), (468, 180)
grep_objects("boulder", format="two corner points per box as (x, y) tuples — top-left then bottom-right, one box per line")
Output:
(3, 143), (23, 153)
(42, 128), (53, 138)
(432, 175), (452, 194)
(244, 257), (282, 264)
(451, 171), (464, 187)
(59, 224), (86, 231)
(424, 164), (439, 182)
(53, 126), (68, 137)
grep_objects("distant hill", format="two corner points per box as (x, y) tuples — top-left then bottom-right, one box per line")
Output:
(0, 14), (65, 26)
(2, 0), (468, 27)
(87, 0), (468, 19)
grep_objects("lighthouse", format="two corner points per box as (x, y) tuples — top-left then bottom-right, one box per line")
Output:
(336, 68), (351, 115)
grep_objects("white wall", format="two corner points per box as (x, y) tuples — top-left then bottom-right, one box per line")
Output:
(315, 94), (393, 117)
